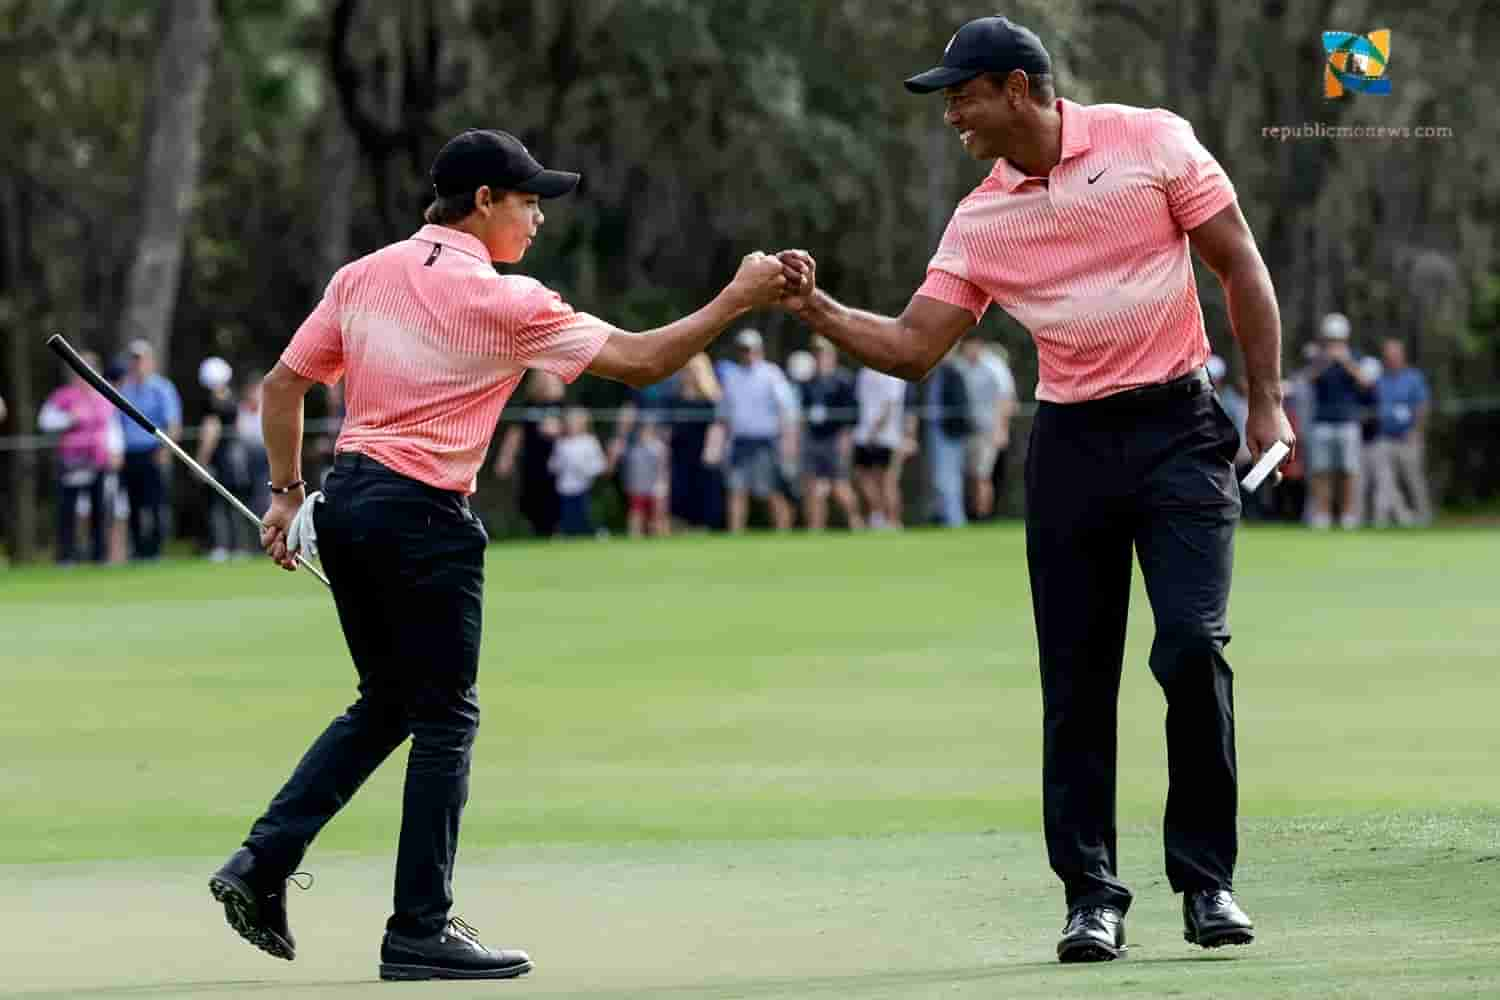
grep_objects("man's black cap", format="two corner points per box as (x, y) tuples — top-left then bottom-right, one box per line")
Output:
(904, 16), (1052, 94)
(430, 129), (581, 199)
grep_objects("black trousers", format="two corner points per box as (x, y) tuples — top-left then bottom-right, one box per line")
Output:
(123, 451), (165, 558)
(244, 453), (487, 936)
(1024, 371), (1241, 915)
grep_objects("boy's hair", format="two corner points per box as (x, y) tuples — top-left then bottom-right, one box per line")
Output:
(424, 191), (479, 225)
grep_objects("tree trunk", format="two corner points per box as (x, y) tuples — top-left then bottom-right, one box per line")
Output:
(1, 176), (39, 564)
(314, 86), (359, 288)
(115, 0), (220, 363)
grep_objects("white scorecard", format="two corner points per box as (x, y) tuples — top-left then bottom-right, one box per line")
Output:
(1240, 440), (1291, 493)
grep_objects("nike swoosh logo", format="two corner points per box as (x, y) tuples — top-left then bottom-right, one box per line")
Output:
(1087, 169), (1107, 184)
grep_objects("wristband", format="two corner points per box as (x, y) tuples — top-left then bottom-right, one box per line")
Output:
(269, 479), (306, 495)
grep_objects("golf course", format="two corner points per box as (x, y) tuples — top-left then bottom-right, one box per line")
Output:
(3, 523), (1497, 997)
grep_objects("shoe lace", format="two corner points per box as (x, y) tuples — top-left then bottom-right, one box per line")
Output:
(1065, 906), (1106, 931)
(287, 871), (314, 891)
(447, 916), (482, 944)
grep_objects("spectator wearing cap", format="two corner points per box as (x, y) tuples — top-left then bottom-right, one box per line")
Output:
(776, 11), (1289, 959)
(38, 350), (118, 563)
(1370, 338), (1433, 525)
(194, 357), (255, 560)
(1306, 313), (1375, 529)
(118, 339), (182, 559)
(797, 337), (863, 531)
(718, 329), (797, 532)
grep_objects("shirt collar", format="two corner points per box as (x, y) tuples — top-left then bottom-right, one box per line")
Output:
(412, 224), (492, 263)
(991, 99), (1093, 193)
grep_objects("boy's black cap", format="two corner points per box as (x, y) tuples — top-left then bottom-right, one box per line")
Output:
(904, 16), (1052, 94)
(430, 129), (580, 199)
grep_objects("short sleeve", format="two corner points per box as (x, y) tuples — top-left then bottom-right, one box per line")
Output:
(919, 214), (991, 321)
(160, 378), (183, 427)
(514, 285), (611, 384)
(1413, 372), (1430, 405)
(1151, 110), (1237, 231)
(281, 272), (346, 385)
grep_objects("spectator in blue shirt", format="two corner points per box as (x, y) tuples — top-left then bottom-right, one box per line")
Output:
(1370, 338), (1433, 526)
(119, 339), (182, 559)
(718, 329), (797, 533)
(1305, 314), (1374, 529)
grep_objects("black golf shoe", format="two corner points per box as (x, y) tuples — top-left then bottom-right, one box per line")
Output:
(208, 847), (306, 961)
(1183, 888), (1255, 948)
(1057, 905), (1127, 963)
(380, 917), (533, 981)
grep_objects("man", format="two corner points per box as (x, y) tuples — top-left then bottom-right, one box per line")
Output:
(979, 342), (1017, 519)
(798, 336), (863, 530)
(954, 335), (1015, 520)
(718, 329), (797, 532)
(1306, 313), (1375, 529)
(1370, 338), (1433, 525)
(775, 14), (1291, 962)
(118, 339), (182, 559)
(850, 365), (911, 529)
(923, 347), (972, 526)
(214, 128), (788, 980)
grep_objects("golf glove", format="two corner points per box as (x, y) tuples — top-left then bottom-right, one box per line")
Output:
(286, 491), (324, 558)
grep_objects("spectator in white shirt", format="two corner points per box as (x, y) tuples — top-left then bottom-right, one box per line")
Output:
(718, 329), (797, 532)
(852, 366), (911, 529)
(550, 407), (607, 537)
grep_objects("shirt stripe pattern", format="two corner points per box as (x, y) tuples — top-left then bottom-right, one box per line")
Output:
(281, 225), (610, 494)
(917, 100), (1237, 403)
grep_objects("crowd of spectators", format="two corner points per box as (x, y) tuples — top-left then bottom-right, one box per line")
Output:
(8, 314), (1435, 562)
(489, 329), (1018, 540)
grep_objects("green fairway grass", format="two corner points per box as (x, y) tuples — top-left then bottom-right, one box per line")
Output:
(2, 524), (1498, 997)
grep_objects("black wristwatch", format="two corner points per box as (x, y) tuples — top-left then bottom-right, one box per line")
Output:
(268, 479), (306, 495)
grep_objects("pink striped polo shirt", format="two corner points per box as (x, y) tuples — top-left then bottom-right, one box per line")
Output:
(917, 100), (1236, 403)
(281, 224), (610, 493)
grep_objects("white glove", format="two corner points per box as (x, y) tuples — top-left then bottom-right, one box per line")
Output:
(286, 491), (324, 558)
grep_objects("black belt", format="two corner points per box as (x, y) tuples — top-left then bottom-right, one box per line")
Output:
(1069, 368), (1212, 411)
(332, 451), (468, 503)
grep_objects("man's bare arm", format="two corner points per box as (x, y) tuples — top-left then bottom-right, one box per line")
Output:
(587, 252), (785, 388)
(1188, 203), (1294, 460)
(778, 250), (975, 381)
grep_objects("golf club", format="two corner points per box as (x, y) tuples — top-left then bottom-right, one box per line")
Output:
(46, 334), (330, 586)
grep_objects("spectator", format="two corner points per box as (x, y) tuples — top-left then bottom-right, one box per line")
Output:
(1305, 313), (1374, 529)
(979, 342), (1017, 519)
(621, 418), (669, 537)
(1211, 357), (1259, 518)
(118, 339), (182, 559)
(194, 357), (255, 561)
(719, 329), (796, 532)
(1371, 338), (1434, 526)
(954, 336), (1013, 521)
(924, 348), (971, 527)
(38, 350), (117, 564)
(798, 337), (863, 531)
(237, 371), (271, 521)
(668, 354), (726, 531)
(1354, 356), (1384, 526)
(102, 358), (131, 562)
(550, 406), (607, 537)
(851, 365), (910, 529)
(493, 371), (565, 537)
